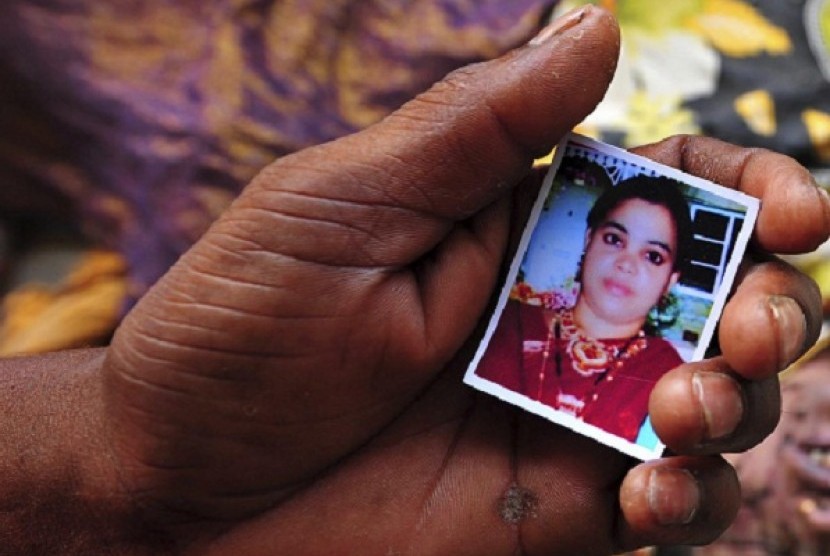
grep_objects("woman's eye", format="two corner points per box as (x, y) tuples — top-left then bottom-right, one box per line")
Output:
(645, 251), (665, 265)
(602, 232), (622, 246)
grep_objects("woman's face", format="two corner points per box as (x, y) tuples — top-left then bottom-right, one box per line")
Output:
(579, 198), (680, 331)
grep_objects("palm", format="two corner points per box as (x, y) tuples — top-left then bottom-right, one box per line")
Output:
(197, 365), (632, 555)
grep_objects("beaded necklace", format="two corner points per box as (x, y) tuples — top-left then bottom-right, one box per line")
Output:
(535, 308), (648, 414)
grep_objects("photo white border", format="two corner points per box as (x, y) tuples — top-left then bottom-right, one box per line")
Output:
(463, 133), (760, 461)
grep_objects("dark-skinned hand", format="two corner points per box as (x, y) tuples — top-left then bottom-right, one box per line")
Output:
(0, 6), (826, 556)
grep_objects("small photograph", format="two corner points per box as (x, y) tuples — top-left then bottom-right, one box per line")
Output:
(464, 133), (760, 460)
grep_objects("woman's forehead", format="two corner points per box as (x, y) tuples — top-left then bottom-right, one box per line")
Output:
(601, 199), (678, 241)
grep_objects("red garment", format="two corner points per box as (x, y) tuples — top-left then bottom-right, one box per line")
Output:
(476, 299), (683, 441)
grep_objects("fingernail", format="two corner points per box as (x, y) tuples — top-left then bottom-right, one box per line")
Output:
(816, 183), (830, 219)
(768, 295), (807, 370)
(648, 468), (700, 526)
(692, 371), (743, 440)
(528, 6), (589, 46)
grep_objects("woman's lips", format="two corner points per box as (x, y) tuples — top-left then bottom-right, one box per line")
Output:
(602, 278), (633, 297)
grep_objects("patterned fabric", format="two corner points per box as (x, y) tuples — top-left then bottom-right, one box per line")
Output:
(0, 251), (126, 355)
(552, 0), (830, 179)
(0, 0), (556, 303)
(475, 300), (683, 442)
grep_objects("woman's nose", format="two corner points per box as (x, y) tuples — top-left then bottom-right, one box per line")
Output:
(615, 251), (636, 273)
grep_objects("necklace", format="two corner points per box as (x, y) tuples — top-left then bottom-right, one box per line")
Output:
(535, 308), (648, 411)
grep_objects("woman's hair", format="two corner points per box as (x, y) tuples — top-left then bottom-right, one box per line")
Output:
(586, 175), (693, 273)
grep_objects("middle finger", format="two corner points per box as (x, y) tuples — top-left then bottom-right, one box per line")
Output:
(649, 357), (780, 455)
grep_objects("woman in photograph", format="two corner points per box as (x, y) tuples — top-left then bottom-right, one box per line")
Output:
(476, 175), (693, 442)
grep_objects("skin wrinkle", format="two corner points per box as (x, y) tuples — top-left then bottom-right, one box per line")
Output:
(410, 69), (477, 117)
(150, 252), (415, 377)
(679, 139), (795, 216)
(171, 381), (408, 441)
(115, 335), (338, 396)
(147, 297), (348, 330)
(383, 101), (459, 129)
(177, 253), (305, 294)
(372, 156), (456, 222)
(125, 320), (289, 360)
(435, 130), (505, 208)
(192, 229), (287, 264)
(480, 91), (542, 163)
(166, 263), (375, 324)
(293, 153), (427, 212)
(130, 487), (241, 529)
(235, 203), (389, 243)
(223, 203), (432, 268)
(70, 354), (159, 539)
(113, 358), (205, 402)
(366, 320), (396, 393)
(414, 402), (475, 534)
(112, 465), (303, 509)
(110, 342), (274, 397)
(717, 147), (760, 187)
(368, 267), (437, 370)
(252, 187), (442, 222)
(464, 202), (511, 264)
(382, 108), (484, 185)
(253, 158), (344, 185)
(270, 142), (442, 220)
(204, 479), (309, 502)
(361, 150), (451, 222)
(109, 404), (394, 517)
(410, 241), (478, 358)
(127, 314), (300, 362)
(130, 491), (259, 529)
(113, 329), (420, 431)
(386, 108), (516, 220)
(452, 215), (500, 259)
(123, 355), (267, 386)
(510, 412), (532, 556)
(415, 227), (489, 311)
(204, 225), (401, 272)
(370, 404), (478, 452)
(158, 262), (282, 302)
(214, 385), (484, 542)
(382, 108), (531, 221)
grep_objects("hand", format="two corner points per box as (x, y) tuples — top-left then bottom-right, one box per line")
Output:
(85, 6), (826, 555)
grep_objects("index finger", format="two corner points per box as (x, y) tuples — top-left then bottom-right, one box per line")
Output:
(631, 135), (830, 254)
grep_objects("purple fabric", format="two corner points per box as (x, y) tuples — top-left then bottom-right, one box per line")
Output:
(0, 0), (556, 304)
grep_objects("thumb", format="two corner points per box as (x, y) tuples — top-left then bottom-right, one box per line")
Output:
(234, 5), (620, 267)
(108, 5), (621, 397)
